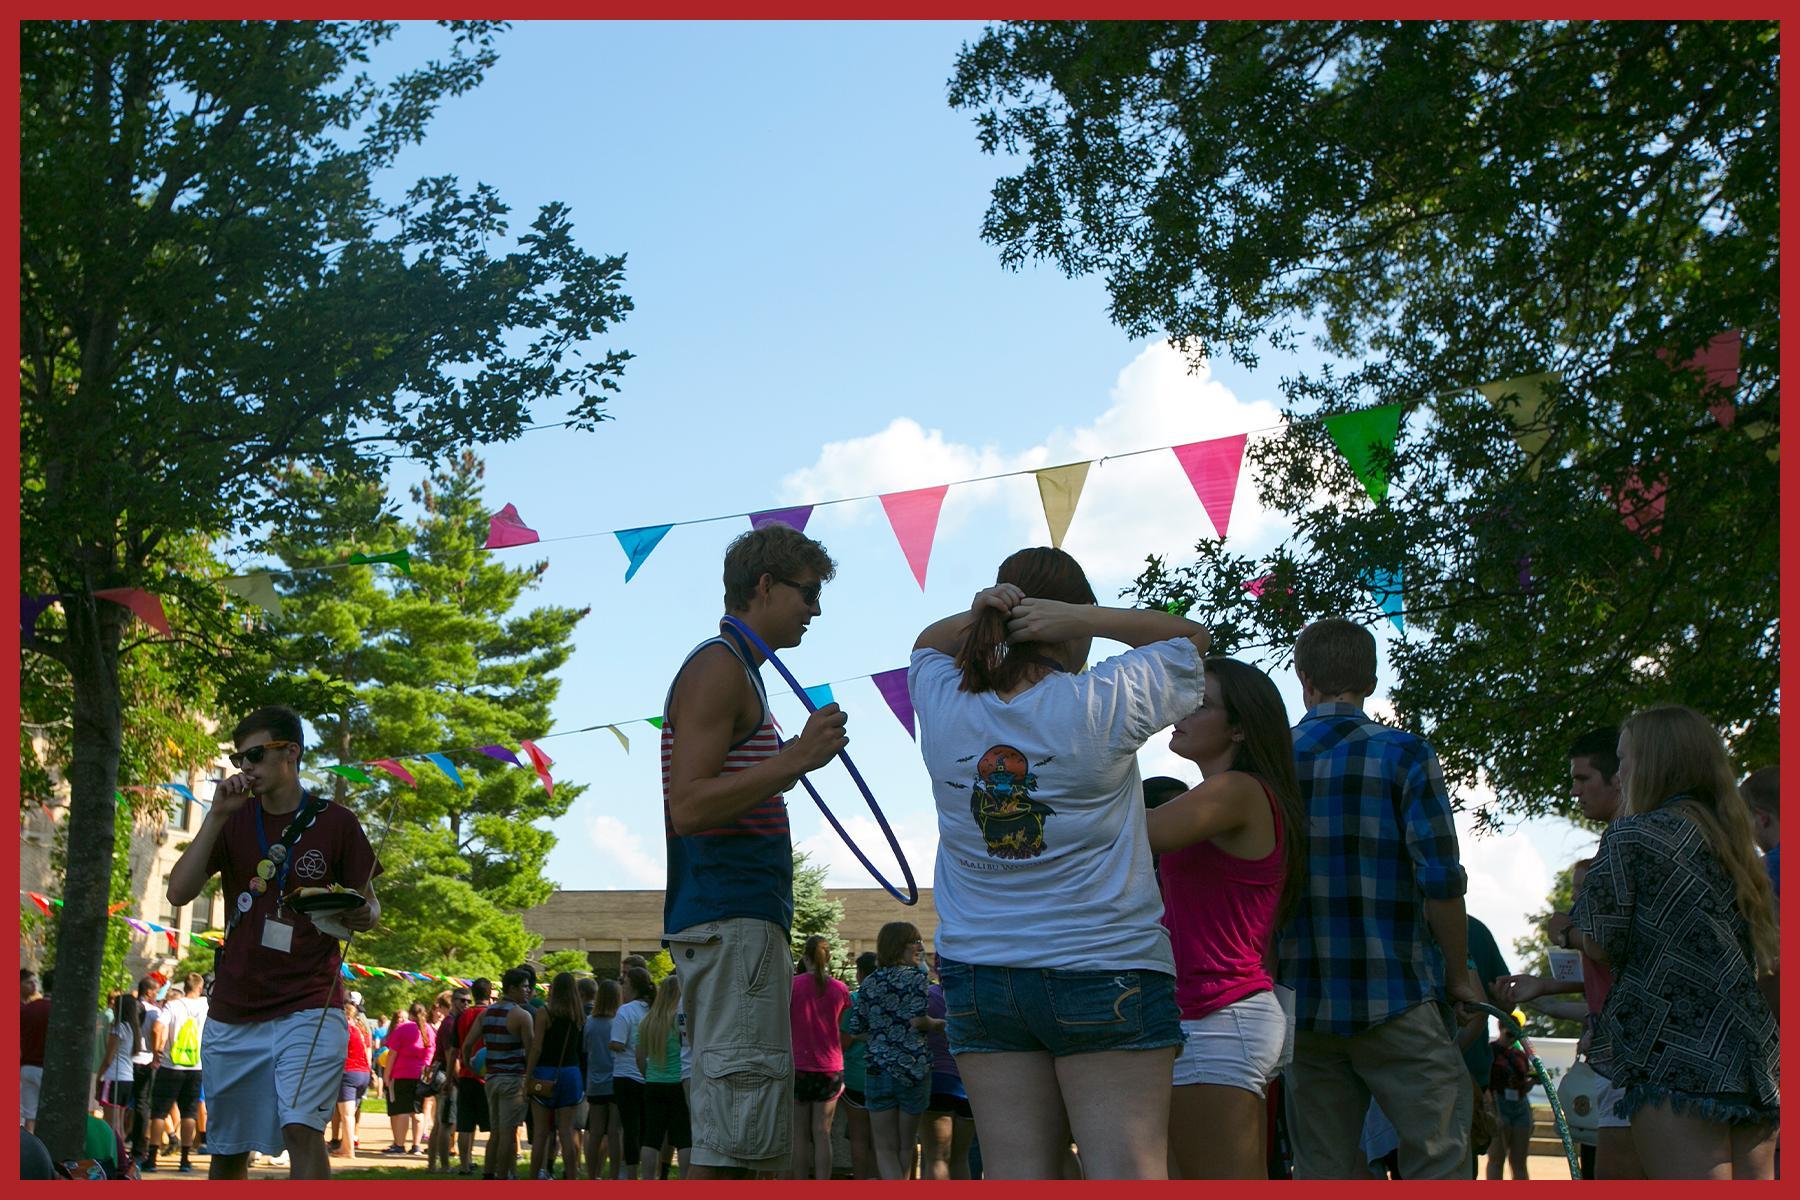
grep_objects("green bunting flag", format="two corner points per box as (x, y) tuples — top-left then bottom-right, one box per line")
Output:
(324, 764), (373, 784)
(348, 549), (412, 576)
(1322, 404), (1405, 504)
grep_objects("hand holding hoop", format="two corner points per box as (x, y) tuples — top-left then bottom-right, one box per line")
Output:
(721, 615), (918, 906)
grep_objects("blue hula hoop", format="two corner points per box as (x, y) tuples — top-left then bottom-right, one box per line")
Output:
(720, 615), (918, 906)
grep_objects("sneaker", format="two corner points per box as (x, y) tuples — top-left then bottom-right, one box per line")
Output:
(536, 1170), (554, 1180)
(328, 1139), (342, 1153)
(137, 1157), (158, 1174)
(177, 1160), (194, 1174)
(380, 1144), (408, 1156)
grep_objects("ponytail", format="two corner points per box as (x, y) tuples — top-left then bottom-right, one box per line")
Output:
(953, 547), (1096, 695)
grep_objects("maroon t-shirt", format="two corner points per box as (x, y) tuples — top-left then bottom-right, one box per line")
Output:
(205, 792), (381, 1024)
(21, 997), (51, 1066)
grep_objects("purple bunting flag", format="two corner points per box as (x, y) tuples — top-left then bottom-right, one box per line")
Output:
(749, 506), (814, 534)
(477, 744), (522, 767)
(871, 667), (916, 740)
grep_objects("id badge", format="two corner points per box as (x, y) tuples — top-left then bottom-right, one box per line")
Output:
(261, 917), (295, 954)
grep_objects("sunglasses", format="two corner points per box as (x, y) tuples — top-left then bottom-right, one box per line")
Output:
(775, 577), (822, 606)
(228, 739), (296, 769)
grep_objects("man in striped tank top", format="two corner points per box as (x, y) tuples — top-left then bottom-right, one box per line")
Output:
(662, 525), (847, 1178)
(462, 968), (534, 1180)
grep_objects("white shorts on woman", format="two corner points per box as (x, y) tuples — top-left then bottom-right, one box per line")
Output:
(1171, 988), (1286, 1095)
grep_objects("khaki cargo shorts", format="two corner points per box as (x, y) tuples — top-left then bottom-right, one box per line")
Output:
(666, 916), (792, 1173)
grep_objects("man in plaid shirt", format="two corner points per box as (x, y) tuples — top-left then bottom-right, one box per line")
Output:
(1278, 619), (1479, 1179)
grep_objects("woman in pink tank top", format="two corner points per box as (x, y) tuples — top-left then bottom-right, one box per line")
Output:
(1148, 657), (1308, 1179)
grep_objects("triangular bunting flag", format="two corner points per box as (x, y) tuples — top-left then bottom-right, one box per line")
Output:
(615, 525), (673, 583)
(1171, 434), (1249, 540)
(422, 753), (463, 788)
(159, 783), (197, 805)
(93, 588), (171, 635)
(1475, 372), (1559, 472)
(28, 892), (52, 915)
(520, 739), (554, 799)
(21, 594), (58, 640)
(646, 717), (664, 731)
(1614, 473), (1667, 545)
(220, 571), (284, 618)
(1244, 575), (1271, 598)
(606, 725), (630, 754)
(369, 759), (416, 787)
(1660, 330), (1742, 428)
(1322, 404), (1405, 504)
(348, 549), (412, 576)
(483, 502), (541, 550)
(802, 684), (835, 710)
(749, 506), (814, 534)
(477, 745), (522, 767)
(1364, 568), (1406, 634)
(871, 668), (916, 740)
(1033, 462), (1091, 549)
(879, 485), (950, 590)
(324, 764), (374, 784)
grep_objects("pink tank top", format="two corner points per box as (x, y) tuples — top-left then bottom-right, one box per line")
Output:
(1158, 775), (1285, 1021)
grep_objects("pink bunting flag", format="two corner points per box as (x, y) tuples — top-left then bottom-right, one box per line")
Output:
(871, 667), (916, 740)
(520, 739), (555, 799)
(1614, 472), (1668, 551)
(477, 744), (522, 767)
(93, 588), (170, 635)
(879, 485), (950, 590)
(369, 759), (416, 787)
(1660, 330), (1741, 428)
(1243, 574), (1293, 598)
(483, 503), (541, 550)
(1171, 434), (1250, 540)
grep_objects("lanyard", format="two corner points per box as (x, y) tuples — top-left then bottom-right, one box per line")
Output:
(230, 792), (323, 933)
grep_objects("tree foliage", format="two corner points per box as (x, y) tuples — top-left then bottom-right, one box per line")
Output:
(241, 452), (589, 1012)
(952, 21), (1777, 826)
(791, 851), (850, 977)
(20, 20), (633, 1158)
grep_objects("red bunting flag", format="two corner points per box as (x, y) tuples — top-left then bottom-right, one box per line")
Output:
(520, 739), (555, 799)
(1659, 330), (1741, 428)
(93, 588), (171, 635)
(1171, 434), (1249, 540)
(483, 503), (541, 550)
(1614, 472), (1667, 550)
(879, 485), (950, 590)
(368, 759), (417, 787)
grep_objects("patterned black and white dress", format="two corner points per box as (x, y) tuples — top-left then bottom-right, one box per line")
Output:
(1571, 805), (1779, 1125)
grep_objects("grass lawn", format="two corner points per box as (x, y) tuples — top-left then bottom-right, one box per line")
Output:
(360, 1096), (387, 1115)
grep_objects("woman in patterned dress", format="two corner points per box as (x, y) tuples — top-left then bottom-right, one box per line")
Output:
(1569, 705), (1779, 1179)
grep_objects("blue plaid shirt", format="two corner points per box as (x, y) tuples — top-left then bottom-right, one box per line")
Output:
(1278, 703), (1466, 1036)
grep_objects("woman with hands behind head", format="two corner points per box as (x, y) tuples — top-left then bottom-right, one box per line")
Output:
(908, 547), (1210, 1179)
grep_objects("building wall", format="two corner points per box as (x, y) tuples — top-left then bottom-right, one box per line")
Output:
(519, 887), (942, 977)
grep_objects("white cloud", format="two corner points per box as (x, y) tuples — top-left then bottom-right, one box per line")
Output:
(777, 342), (1292, 586)
(1454, 785), (1552, 964)
(587, 813), (666, 888)
(795, 811), (938, 891)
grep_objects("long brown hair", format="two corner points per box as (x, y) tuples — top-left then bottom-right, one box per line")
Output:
(1207, 656), (1309, 929)
(1620, 705), (1778, 974)
(547, 971), (584, 1028)
(955, 547), (1097, 694)
(800, 935), (832, 995)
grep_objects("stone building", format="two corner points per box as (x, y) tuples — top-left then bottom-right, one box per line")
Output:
(520, 887), (941, 976)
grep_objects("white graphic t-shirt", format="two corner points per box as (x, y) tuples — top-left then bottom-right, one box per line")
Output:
(909, 637), (1204, 974)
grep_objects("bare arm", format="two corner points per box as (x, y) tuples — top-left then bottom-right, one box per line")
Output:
(665, 646), (845, 837)
(524, 1009), (548, 1078)
(917, 585), (1210, 657)
(166, 774), (256, 906)
(1424, 897), (1478, 1005)
(1146, 773), (1263, 855)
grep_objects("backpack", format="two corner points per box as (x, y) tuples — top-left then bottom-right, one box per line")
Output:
(168, 1004), (201, 1068)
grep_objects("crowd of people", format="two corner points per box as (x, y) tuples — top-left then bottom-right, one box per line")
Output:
(19, 524), (1781, 1180)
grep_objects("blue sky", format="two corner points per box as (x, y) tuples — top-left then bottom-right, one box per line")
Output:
(349, 20), (1596, 963)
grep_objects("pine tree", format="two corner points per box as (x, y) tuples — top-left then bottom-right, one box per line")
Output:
(245, 452), (589, 1015)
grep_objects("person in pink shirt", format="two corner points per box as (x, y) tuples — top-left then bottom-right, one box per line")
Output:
(788, 935), (851, 1179)
(380, 1002), (436, 1155)
(1148, 657), (1308, 1179)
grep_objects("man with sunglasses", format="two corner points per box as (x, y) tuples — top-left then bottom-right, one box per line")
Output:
(661, 523), (848, 1178)
(165, 705), (381, 1180)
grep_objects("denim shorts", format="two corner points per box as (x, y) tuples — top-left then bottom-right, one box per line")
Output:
(937, 957), (1183, 1057)
(864, 1067), (931, 1115)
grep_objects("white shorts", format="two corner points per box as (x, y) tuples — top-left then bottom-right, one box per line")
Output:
(1172, 989), (1286, 1095)
(202, 1007), (348, 1156)
(1595, 1071), (1631, 1130)
(21, 1064), (43, 1122)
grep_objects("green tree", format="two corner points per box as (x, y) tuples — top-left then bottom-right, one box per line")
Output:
(791, 851), (849, 976)
(247, 453), (589, 999)
(1512, 866), (1584, 1039)
(951, 21), (1777, 828)
(21, 20), (632, 1157)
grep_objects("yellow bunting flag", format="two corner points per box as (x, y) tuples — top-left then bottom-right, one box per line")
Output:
(221, 571), (284, 617)
(607, 725), (630, 754)
(1476, 372), (1560, 475)
(1033, 462), (1092, 549)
